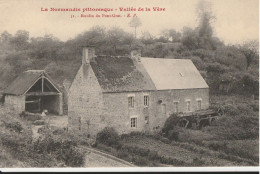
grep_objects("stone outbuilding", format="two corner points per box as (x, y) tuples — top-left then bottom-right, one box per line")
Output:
(68, 47), (209, 136)
(3, 70), (63, 115)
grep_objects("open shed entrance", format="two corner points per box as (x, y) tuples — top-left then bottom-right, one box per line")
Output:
(25, 76), (63, 115)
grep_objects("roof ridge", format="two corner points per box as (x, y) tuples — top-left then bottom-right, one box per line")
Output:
(25, 70), (45, 73)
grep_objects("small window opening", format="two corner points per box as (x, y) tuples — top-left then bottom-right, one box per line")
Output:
(131, 117), (137, 128)
(128, 96), (134, 108)
(174, 102), (179, 113)
(144, 95), (149, 106)
(186, 101), (191, 111)
(162, 104), (166, 114)
(197, 100), (202, 110)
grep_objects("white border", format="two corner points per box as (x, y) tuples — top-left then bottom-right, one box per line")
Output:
(1, 167), (259, 172)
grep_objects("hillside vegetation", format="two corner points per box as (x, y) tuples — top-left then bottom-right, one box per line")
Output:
(0, 21), (258, 97)
(0, 106), (86, 167)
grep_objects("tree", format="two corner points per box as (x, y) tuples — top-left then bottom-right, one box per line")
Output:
(196, 0), (215, 38)
(196, 0), (217, 49)
(29, 34), (63, 62)
(129, 17), (142, 38)
(107, 27), (125, 54)
(10, 30), (29, 50)
(181, 27), (199, 49)
(140, 31), (155, 46)
(122, 33), (135, 49)
(0, 31), (12, 43)
(239, 40), (259, 70)
(161, 29), (182, 43)
(84, 26), (106, 46)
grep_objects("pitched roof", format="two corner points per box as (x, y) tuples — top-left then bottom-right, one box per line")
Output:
(90, 56), (156, 92)
(141, 58), (209, 90)
(4, 70), (61, 95)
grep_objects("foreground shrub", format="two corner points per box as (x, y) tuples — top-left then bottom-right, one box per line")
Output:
(167, 129), (179, 141)
(33, 133), (85, 167)
(96, 127), (120, 147)
(161, 114), (180, 140)
(1, 120), (23, 133)
(19, 111), (42, 122)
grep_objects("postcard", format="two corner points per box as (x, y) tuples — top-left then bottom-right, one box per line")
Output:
(0, 0), (259, 172)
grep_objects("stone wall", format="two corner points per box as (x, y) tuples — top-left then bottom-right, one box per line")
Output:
(102, 88), (209, 134)
(4, 95), (25, 113)
(68, 64), (106, 137)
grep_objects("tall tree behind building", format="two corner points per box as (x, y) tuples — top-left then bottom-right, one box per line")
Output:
(129, 17), (142, 38)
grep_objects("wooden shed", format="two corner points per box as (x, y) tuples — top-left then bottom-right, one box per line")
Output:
(3, 70), (63, 115)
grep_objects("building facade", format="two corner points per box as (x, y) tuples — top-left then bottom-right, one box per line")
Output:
(68, 47), (209, 136)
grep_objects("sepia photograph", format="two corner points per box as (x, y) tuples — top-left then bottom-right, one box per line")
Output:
(0, 0), (259, 172)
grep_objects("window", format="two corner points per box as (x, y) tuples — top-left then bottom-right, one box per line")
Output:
(197, 100), (202, 110)
(162, 104), (166, 114)
(174, 102), (179, 113)
(131, 117), (137, 128)
(186, 101), (191, 111)
(128, 96), (134, 108)
(144, 95), (149, 106)
(145, 116), (149, 122)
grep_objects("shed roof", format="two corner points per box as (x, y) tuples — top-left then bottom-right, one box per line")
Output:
(140, 58), (209, 90)
(4, 70), (61, 95)
(90, 56), (156, 92)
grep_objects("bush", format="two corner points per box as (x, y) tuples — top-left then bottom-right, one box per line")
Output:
(20, 112), (42, 122)
(1, 120), (23, 133)
(161, 114), (180, 136)
(33, 134), (85, 167)
(208, 141), (227, 151)
(161, 114), (180, 140)
(96, 127), (120, 147)
(167, 130), (179, 141)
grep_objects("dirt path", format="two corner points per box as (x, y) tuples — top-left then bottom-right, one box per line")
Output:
(83, 147), (135, 167)
(45, 115), (68, 128)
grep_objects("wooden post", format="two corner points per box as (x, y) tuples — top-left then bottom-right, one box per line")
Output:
(42, 77), (44, 92)
(38, 97), (41, 112)
(58, 93), (63, 115)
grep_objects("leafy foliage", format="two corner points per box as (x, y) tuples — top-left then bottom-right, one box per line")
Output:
(96, 127), (120, 147)
(161, 114), (181, 140)
(33, 133), (85, 167)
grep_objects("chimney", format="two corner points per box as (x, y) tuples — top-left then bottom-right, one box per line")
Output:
(82, 46), (95, 64)
(130, 48), (141, 62)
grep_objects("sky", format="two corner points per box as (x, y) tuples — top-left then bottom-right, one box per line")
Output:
(0, 0), (259, 45)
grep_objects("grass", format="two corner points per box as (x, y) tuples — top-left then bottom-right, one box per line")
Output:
(95, 131), (258, 166)
(201, 140), (259, 163)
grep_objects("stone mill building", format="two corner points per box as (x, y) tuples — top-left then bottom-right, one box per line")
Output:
(68, 47), (209, 137)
